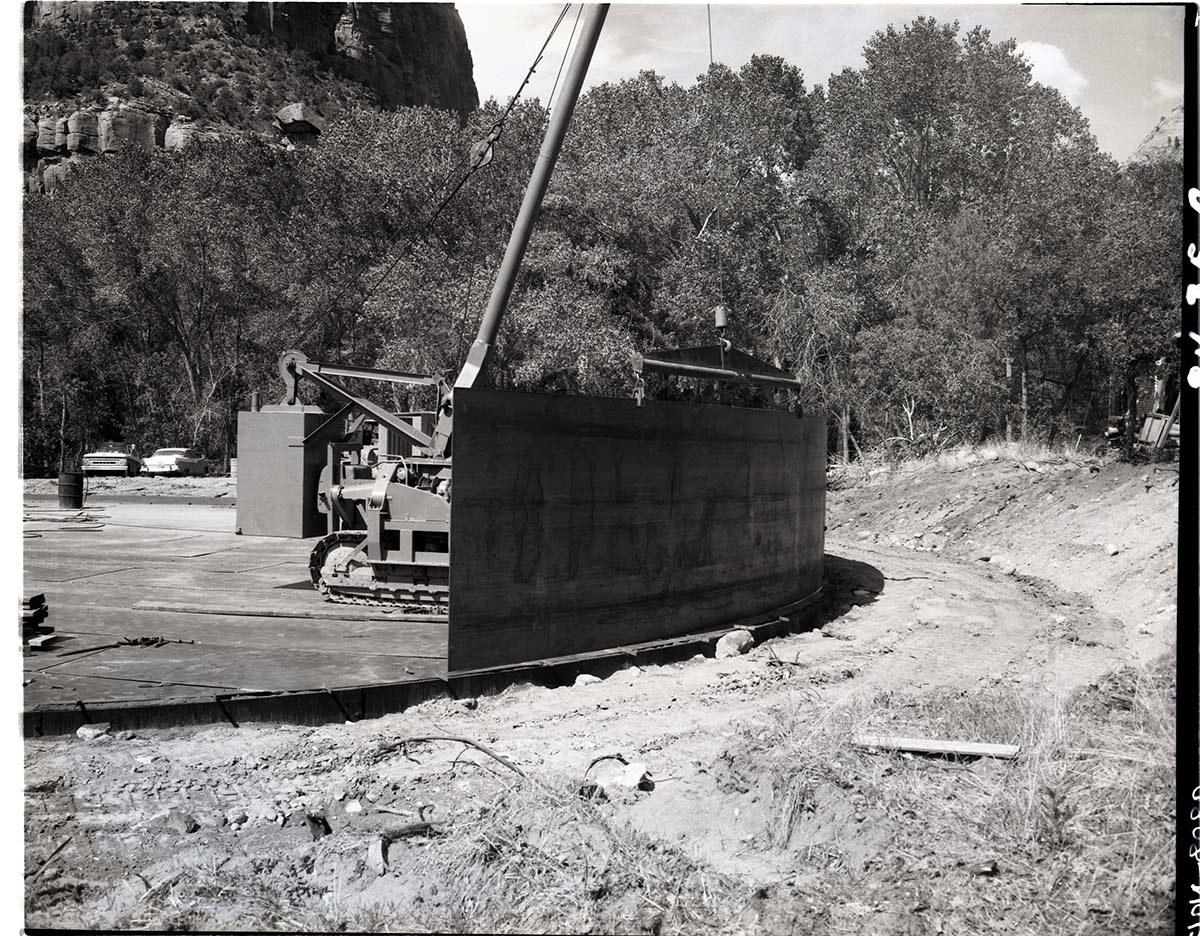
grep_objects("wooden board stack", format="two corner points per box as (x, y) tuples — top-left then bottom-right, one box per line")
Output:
(21, 594), (56, 654)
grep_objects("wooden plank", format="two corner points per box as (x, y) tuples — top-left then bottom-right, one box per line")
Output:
(852, 736), (1021, 759)
(132, 599), (446, 625)
(157, 534), (252, 558)
(24, 671), (219, 706)
(448, 390), (825, 672)
(24, 606), (447, 659)
(78, 565), (314, 590)
(22, 580), (396, 619)
(49, 645), (444, 693)
(23, 635), (127, 671)
(24, 563), (142, 583)
(180, 556), (294, 573)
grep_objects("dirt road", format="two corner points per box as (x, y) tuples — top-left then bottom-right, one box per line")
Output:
(23, 451), (1177, 933)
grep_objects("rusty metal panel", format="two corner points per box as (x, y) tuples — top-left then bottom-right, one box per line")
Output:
(448, 390), (825, 672)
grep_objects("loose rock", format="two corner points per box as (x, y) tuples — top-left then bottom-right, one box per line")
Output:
(621, 762), (655, 791)
(988, 555), (1017, 576)
(305, 813), (332, 840)
(574, 673), (602, 687)
(156, 808), (199, 834)
(578, 782), (608, 801)
(367, 837), (389, 875)
(345, 799), (363, 814)
(715, 629), (753, 658)
(1104, 544), (1120, 557)
(196, 809), (227, 829)
(76, 723), (110, 742)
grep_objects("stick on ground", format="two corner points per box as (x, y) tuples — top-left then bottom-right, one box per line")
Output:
(381, 735), (526, 777)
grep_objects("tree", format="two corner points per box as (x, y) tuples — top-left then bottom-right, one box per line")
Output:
(1088, 160), (1184, 457)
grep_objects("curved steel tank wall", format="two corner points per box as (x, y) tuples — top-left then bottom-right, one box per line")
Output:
(447, 390), (826, 672)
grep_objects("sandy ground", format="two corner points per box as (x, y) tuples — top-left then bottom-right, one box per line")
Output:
(22, 452), (1178, 932)
(23, 476), (237, 499)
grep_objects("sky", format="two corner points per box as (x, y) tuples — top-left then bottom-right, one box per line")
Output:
(457, 2), (1187, 162)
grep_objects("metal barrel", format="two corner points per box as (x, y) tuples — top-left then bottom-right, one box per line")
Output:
(57, 470), (85, 508)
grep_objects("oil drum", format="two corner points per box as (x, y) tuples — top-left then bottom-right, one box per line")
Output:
(57, 470), (85, 508)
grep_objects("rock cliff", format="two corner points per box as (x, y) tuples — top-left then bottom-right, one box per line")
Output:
(1128, 104), (1184, 164)
(244, 2), (477, 115)
(23, 2), (479, 195)
(24, 102), (314, 194)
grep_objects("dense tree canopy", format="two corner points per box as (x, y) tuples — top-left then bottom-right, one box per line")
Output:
(21, 18), (1182, 474)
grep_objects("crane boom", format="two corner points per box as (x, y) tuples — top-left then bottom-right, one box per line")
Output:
(453, 3), (610, 390)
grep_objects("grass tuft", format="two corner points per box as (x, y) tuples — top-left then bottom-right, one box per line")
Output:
(730, 652), (1176, 933)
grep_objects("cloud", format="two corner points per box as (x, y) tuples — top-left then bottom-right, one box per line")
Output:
(1150, 77), (1183, 102)
(1016, 41), (1088, 103)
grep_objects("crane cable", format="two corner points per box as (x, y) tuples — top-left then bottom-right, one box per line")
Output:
(546, 4), (584, 118)
(451, 4), (582, 355)
(706, 4), (726, 314)
(303, 3), (575, 340)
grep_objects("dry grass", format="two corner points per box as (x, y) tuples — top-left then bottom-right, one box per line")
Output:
(97, 773), (744, 934)
(401, 775), (742, 934)
(730, 652), (1176, 933)
(42, 656), (1175, 935)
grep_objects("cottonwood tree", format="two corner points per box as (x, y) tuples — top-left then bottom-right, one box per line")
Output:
(1087, 159), (1183, 457)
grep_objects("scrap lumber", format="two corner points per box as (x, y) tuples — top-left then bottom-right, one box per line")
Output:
(20, 594), (55, 652)
(852, 735), (1020, 760)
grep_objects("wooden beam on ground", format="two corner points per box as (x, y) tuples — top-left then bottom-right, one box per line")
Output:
(1154, 393), (1181, 451)
(852, 735), (1021, 760)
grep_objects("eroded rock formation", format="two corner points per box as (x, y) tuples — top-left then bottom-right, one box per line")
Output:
(1128, 104), (1184, 164)
(246, 2), (478, 116)
(98, 106), (169, 153)
(24, 101), (325, 194)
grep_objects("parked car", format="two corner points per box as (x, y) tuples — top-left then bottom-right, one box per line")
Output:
(81, 442), (142, 476)
(142, 448), (211, 477)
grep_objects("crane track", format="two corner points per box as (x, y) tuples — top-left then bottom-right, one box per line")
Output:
(308, 530), (447, 612)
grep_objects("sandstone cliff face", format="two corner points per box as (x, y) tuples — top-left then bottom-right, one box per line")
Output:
(1128, 104), (1184, 164)
(243, 2), (345, 58)
(245, 3), (478, 116)
(24, 101), (324, 195)
(23, 3), (479, 194)
(333, 3), (479, 115)
(26, 2), (478, 118)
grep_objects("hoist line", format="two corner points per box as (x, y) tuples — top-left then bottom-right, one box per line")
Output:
(707, 4), (713, 64)
(300, 3), (574, 344)
(547, 5), (585, 118)
(705, 3), (725, 311)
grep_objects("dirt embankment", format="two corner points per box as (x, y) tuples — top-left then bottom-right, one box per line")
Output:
(827, 451), (1178, 662)
(24, 453), (1178, 934)
(24, 476), (237, 499)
